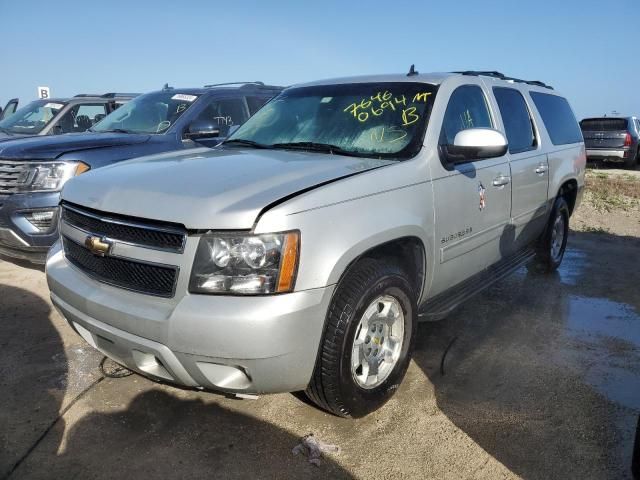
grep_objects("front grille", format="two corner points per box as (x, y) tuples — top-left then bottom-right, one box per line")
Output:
(0, 160), (30, 194)
(63, 237), (178, 297)
(62, 203), (186, 252)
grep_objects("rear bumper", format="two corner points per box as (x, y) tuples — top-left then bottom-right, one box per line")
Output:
(586, 148), (633, 161)
(46, 243), (334, 394)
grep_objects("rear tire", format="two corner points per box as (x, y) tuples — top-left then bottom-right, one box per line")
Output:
(305, 258), (417, 418)
(533, 196), (570, 273)
(624, 153), (637, 169)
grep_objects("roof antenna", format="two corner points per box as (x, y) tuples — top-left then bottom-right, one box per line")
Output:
(407, 64), (418, 77)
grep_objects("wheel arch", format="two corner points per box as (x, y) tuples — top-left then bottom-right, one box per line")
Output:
(557, 178), (578, 216)
(330, 234), (428, 304)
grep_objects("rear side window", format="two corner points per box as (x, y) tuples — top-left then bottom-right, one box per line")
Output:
(441, 85), (492, 145)
(493, 87), (537, 154)
(58, 103), (107, 133)
(580, 118), (628, 131)
(530, 92), (582, 145)
(246, 96), (270, 115)
(193, 98), (249, 136)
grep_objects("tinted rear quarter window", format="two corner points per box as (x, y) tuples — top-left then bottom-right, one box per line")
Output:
(580, 118), (628, 131)
(530, 92), (582, 145)
(246, 96), (270, 115)
(493, 87), (537, 154)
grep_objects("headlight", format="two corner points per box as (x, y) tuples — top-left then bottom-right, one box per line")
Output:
(16, 161), (90, 192)
(189, 231), (300, 295)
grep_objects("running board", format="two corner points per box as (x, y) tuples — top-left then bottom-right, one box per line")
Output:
(418, 247), (536, 321)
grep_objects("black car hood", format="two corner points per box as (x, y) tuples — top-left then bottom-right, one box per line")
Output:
(0, 132), (151, 160)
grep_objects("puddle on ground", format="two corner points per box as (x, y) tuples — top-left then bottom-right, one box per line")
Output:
(565, 295), (640, 409)
(567, 296), (640, 347)
(557, 249), (588, 286)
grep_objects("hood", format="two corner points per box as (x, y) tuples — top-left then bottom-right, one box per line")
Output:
(0, 132), (151, 160)
(0, 132), (31, 143)
(62, 147), (394, 229)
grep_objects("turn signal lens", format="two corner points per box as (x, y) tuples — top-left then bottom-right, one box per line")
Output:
(75, 162), (91, 175)
(276, 232), (300, 293)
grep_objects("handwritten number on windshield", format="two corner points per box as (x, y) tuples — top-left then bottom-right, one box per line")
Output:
(344, 91), (431, 125)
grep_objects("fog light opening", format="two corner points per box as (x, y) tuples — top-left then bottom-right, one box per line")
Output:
(21, 209), (57, 232)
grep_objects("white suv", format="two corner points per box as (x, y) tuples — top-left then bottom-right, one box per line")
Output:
(46, 70), (585, 417)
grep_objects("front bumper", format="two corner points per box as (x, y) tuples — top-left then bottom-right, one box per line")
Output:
(46, 243), (334, 394)
(0, 192), (61, 264)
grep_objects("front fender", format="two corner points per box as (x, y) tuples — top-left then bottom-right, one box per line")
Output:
(255, 180), (435, 296)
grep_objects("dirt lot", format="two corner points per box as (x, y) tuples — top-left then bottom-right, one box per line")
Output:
(572, 166), (640, 237)
(1, 169), (640, 479)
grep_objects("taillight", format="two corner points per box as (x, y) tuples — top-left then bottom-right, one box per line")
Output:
(624, 133), (632, 147)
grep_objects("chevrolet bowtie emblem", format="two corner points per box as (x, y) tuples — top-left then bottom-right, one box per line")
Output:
(84, 235), (112, 256)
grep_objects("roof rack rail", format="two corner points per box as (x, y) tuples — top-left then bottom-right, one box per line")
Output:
(101, 92), (139, 98)
(203, 81), (265, 88)
(74, 93), (139, 98)
(454, 71), (554, 90)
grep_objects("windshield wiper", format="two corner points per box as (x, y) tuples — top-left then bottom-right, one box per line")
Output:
(270, 142), (366, 158)
(222, 138), (271, 149)
(0, 127), (13, 135)
(100, 128), (135, 134)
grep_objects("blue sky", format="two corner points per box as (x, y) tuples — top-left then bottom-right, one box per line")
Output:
(1, 0), (637, 120)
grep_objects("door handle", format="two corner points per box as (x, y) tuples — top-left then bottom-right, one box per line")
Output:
(535, 164), (549, 175)
(492, 175), (511, 187)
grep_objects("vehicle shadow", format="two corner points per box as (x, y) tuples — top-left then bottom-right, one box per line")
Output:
(15, 388), (352, 479)
(0, 255), (45, 273)
(0, 284), (65, 478)
(412, 230), (640, 480)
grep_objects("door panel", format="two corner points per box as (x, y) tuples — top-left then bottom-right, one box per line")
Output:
(509, 152), (549, 249)
(433, 157), (512, 279)
(490, 86), (549, 251)
(428, 83), (513, 297)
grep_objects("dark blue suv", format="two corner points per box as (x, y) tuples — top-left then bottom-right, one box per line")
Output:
(0, 82), (283, 264)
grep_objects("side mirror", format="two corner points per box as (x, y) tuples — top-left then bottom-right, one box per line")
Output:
(442, 128), (508, 163)
(184, 120), (221, 140)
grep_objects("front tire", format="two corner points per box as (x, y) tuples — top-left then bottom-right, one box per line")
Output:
(305, 258), (417, 418)
(534, 196), (570, 272)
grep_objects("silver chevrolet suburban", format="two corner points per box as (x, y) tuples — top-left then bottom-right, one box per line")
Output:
(46, 70), (585, 417)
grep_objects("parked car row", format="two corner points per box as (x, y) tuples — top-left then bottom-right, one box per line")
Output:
(0, 98), (19, 121)
(30, 69), (586, 417)
(0, 82), (282, 263)
(580, 116), (640, 169)
(0, 93), (137, 141)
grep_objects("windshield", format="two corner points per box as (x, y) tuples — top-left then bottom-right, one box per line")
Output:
(0, 100), (66, 135)
(226, 82), (437, 159)
(92, 91), (200, 134)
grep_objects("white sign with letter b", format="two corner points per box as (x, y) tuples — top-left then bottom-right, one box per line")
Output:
(37, 86), (50, 99)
